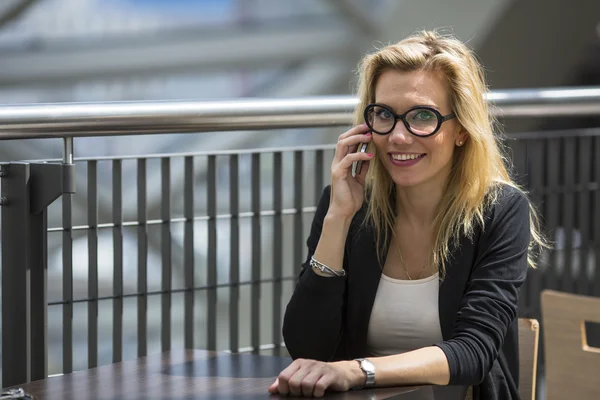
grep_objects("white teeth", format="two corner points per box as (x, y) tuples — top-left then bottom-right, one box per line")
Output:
(391, 154), (422, 161)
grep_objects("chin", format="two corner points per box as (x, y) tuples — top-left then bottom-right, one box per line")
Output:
(390, 175), (425, 188)
(381, 164), (426, 188)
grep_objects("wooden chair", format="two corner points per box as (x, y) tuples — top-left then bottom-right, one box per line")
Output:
(541, 290), (600, 400)
(464, 317), (539, 400)
(518, 318), (540, 400)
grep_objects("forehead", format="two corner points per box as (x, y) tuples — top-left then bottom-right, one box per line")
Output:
(374, 69), (450, 110)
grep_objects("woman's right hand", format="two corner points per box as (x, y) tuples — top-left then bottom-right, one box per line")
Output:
(328, 123), (373, 219)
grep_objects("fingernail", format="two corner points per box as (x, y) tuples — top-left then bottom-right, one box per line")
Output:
(365, 133), (371, 137)
(367, 153), (373, 157)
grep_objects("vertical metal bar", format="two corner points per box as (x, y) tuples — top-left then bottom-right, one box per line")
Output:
(293, 151), (303, 279)
(561, 138), (575, 293)
(161, 157), (172, 352)
(63, 138), (74, 165)
(29, 189), (48, 382)
(315, 150), (324, 204)
(545, 139), (559, 291)
(207, 155), (217, 350)
(3, 161), (74, 384)
(1, 163), (31, 387)
(184, 157), (195, 349)
(592, 136), (600, 296)
(87, 161), (98, 369)
(272, 152), (283, 350)
(251, 153), (261, 354)
(62, 191), (73, 374)
(515, 139), (529, 314)
(229, 155), (239, 353)
(137, 159), (148, 358)
(577, 137), (591, 295)
(62, 136), (74, 375)
(527, 139), (544, 317)
(509, 139), (527, 187)
(2, 161), (72, 384)
(112, 160), (123, 363)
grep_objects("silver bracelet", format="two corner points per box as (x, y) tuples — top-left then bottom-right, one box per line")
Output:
(310, 256), (346, 277)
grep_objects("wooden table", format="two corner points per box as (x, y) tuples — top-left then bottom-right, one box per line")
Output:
(5, 350), (435, 399)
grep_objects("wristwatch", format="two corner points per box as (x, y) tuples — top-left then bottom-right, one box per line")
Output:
(354, 358), (375, 389)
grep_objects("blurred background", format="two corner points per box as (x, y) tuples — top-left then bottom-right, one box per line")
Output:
(1, 0), (600, 398)
(2, 0), (600, 154)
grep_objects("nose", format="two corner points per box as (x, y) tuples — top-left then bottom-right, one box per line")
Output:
(388, 121), (414, 145)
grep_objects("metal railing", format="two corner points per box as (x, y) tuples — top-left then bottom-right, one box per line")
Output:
(1, 87), (600, 139)
(1, 86), (600, 388)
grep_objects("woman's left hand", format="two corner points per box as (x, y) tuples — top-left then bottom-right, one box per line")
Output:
(268, 358), (363, 397)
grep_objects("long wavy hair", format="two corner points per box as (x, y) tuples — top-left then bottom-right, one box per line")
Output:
(354, 30), (547, 276)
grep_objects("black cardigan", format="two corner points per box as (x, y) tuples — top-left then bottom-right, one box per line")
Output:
(282, 184), (530, 400)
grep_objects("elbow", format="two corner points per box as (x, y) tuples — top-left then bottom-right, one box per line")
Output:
(281, 307), (300, 359)
(281, 305), (318, 360)
(281, 318), (300, 359)
(471, 340), (497, 385)
(440, 335), (498, 386)
(282, 306), (344, 361)
(282, 317), (335, 361)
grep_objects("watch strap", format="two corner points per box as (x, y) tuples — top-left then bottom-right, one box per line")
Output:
(353, 358), (375, 389)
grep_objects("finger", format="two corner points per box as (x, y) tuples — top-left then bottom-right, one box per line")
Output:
(355, 160), (371, 185)
(276, 362), (302, 396)
(300, 370), (323, 398)
(347, 143), (358, 156)
(337, 123), (370, 142)
(287, 368), (312, 397)
(338, 131), (371, 148)
(268, 378), (279, 394)
(336, 133), (371, 160)
(335, 130), (372, 161)
(313, 374), (334, 398)
(333, 151), (373, 177)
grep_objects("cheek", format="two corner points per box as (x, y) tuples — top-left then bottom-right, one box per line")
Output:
(371, 135), (386, 153)
(429, 133), (455, 159)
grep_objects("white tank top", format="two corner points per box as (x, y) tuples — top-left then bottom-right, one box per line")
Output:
(366, 272), (468, 400)
(367, 272), (442, 356)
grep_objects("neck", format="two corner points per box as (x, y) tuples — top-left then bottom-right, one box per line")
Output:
(395, 175), (448, 229)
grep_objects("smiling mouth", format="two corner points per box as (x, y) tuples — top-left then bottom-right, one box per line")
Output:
(390, 153), (426, 161)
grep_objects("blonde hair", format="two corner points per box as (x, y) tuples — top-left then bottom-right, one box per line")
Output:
(354, 30), (547, 276)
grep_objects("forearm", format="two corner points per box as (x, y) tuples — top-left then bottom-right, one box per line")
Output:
(282, 212), (352, 359)
(374, 346), (450, 386)
(342, 346), (451, 388)
(311, 213), (353, 276)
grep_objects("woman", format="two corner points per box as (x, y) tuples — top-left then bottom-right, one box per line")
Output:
(268, 30), (545, 399)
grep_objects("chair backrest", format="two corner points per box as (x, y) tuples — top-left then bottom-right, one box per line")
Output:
(518, 318), (539, 400)
(541, 290), (600, 400)
(463, 317), (539, 400)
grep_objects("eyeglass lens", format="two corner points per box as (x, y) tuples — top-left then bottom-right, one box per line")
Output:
(366, 105), (440, 136)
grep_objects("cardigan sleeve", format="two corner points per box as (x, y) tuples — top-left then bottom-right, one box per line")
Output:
(282, 185), (349, 361)
(435, 186), (531, 385)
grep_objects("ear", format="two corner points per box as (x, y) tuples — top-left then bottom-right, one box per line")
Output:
(455, 128), (468, 147)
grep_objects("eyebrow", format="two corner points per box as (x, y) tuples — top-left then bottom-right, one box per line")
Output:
(374, 102), (442, 112)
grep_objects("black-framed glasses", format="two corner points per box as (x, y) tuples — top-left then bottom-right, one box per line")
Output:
(364, 103), (456, 137)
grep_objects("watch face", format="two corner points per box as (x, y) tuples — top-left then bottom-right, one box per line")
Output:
(361, 359), (376, 373)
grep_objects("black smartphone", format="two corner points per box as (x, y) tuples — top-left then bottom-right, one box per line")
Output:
(351, 142), (369, 178)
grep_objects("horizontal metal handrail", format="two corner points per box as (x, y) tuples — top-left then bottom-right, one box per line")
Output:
(0, 86), (599, 140)
(46, 206), (320, 232)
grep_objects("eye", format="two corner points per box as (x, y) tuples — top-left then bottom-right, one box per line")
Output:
(374, 108), (393, 120)
(411, 109), (436, 121)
